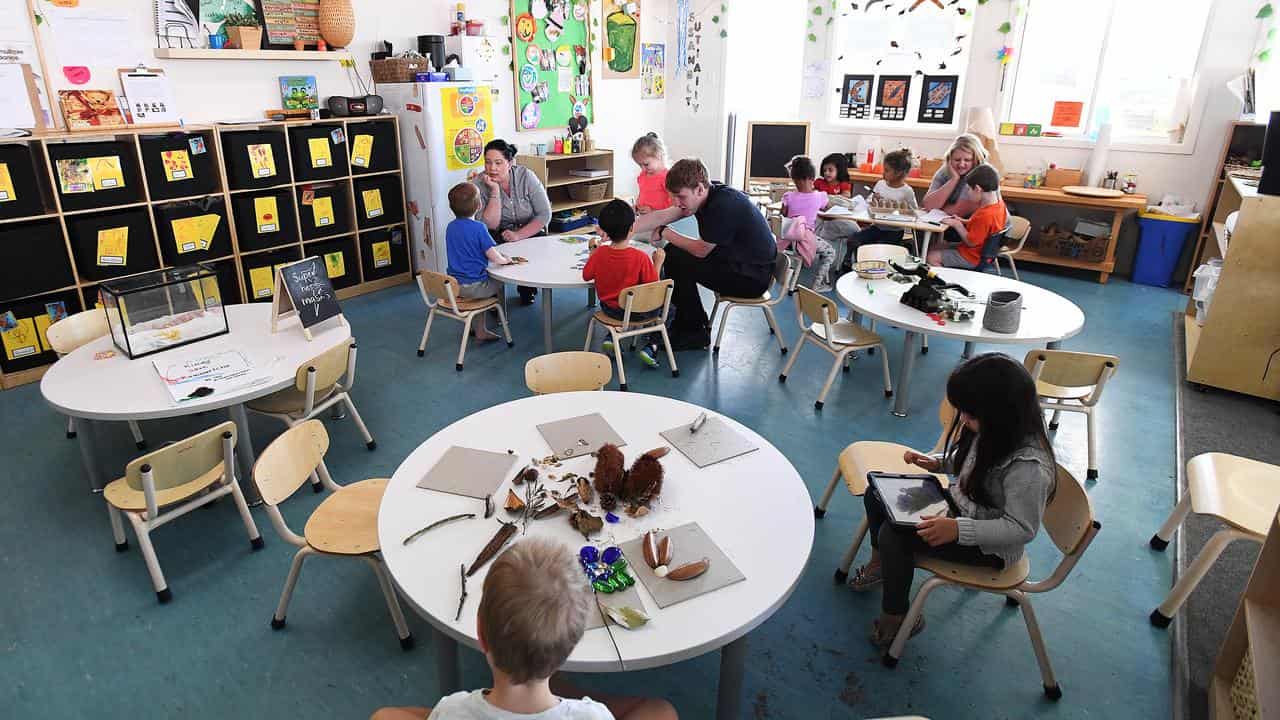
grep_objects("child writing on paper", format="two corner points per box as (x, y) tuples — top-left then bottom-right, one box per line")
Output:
(583, 199), (667, 369)
(850, 353), (1055, 650)
(926, 163), (1006, 271)
(779, 155), (837, 292)
(840, 149), (918, 272)
(446, 182), (514, 342)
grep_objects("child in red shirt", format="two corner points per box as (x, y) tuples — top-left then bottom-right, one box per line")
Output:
(815, 152), (853, 197)
(927, 163), (1008, 270)
(583, 199), (666, 368)
(632, 132), (672, 214)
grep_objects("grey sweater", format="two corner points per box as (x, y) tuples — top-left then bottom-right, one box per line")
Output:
(942, 437), (1055, 567)
(473, 164), (552, 233)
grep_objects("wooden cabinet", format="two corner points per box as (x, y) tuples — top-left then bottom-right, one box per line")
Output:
(1212, 510), (1280, 720)
(1184, 121), (1266, 293)
(520, 150), (615, 227)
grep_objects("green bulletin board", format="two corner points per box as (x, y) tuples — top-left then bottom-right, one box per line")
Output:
(509, 0), (595, 131)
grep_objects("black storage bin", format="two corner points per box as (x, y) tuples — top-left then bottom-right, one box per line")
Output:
(297, 182), (352, 239)
(201, 257), (243, 306)
(47, 140), (145, 212)
(230, 188), (298, 252)
(288, 123), (350, 182)
(66, 207), (159, 283)
(359, 225), (409, 281)
(139, 131), (220, 201)
(221, 129), (291, 190)
(241, 245), (302, 302)
(346, 119), (399, 174)
(0, 219), (74, 302)
(0, 288), (83, 374)
(304, 235), (360, 290)
(354, 174), (403, 229)
(0, 143), (51, 219)
(154, 197), (232, 266)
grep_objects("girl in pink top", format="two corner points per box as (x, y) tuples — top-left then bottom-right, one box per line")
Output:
(780, 155), (836, 291)
(632, 132), (672, 214)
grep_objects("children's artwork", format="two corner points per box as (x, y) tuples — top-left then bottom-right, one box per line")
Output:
(308, 137), (332, 168)
(312, 196), (334, 227)
(249, 265), (274, 298)
(371, 240), (391, 267)
(45, 301), (68, 324)
(0, 310), (16, 331)
(89, 156), (125, 191)
(519, 64), (538, 91)
(324, 250), (345, 278)
(602, 0), (640, 79)
(683, 11), (703, 113)
(189, 136), (207, 155)
(510, 0), (594, 131)
(351, 134), (373, 167)
(254, 196), (279, 233)
(56, 158), (93, 194)
(172, 214), (219, 253)
(917, 74), (958, 125)
(640, 43), (664, 99)
(162, 150), (193, 181)
(58, 90), (126, 130)
(441, 86), (493, 171)
(0, 163), (13, 202)
(278, 75), (319, 111)
(874, 75), (911, 122)
(247, 144), (276, 178)
(363, 189), (384, 219)
(96, 226), (129, 266)
(839, 74), (873, 120)
(1, 316), (40, 360)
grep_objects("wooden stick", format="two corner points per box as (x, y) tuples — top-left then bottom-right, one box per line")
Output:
(401, 512), (475, 546)
(25, 0), (62, 130)
(455, 564), (468, 621)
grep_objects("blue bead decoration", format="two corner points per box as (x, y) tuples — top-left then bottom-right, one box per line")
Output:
(605, 512), (620, 523)
(579, 546), (599, 564)
(602, 546), (622, 565)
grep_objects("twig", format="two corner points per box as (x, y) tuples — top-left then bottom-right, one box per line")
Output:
(483, 494), (494, 519)
(402, 513), (475, 546)
(594, 592), (626, 671)
(455, 564), (468, 621)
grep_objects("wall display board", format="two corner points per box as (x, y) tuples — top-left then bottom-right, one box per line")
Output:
(509, 0), (595, 131)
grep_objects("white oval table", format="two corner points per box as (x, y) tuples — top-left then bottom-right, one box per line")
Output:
(378, 391), (813, 720)
(40, 303), (351, 498)
(487, 234), (655, 354)
(835, 268), (1085, 417)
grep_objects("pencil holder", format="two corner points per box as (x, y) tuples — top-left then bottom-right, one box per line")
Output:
(983, 290), (1022, 333)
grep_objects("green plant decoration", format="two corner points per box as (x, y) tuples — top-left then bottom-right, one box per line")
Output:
(997, 21), (1011, 33)
(1259, 3), (1274, 19)
(813, 5), (822, 14)
(808, 33), (817, 42)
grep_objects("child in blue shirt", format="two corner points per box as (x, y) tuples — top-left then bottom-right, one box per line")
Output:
(447, 182), (513, 341)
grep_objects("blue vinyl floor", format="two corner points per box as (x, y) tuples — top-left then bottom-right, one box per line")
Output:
(0, 267), (1186, 719)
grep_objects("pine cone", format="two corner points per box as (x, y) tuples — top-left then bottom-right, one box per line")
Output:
(600, 493), (617, 512)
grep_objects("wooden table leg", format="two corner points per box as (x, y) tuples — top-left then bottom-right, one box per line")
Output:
(716, 634), (748, 720)
(1100, 208), (1125, 284)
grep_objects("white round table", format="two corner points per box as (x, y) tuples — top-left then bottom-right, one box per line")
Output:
(487, 234), (655, 354)
(835, 268), (1085, 416)
(378, 391), (813, 720)
(40, 303), (351, 497)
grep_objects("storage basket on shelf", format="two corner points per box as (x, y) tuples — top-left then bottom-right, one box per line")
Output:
(567, 181), (608, 202)
(370, 57), (429, 83)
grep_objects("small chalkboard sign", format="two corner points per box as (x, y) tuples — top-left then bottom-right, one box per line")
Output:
(271, 256), (343, 340)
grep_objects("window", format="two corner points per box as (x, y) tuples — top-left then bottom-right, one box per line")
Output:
(1002, 0), (1212, 143)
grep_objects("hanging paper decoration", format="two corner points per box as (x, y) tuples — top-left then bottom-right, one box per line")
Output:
(996, 46), (1013, 65)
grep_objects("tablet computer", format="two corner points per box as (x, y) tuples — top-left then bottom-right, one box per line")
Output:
(867, 472), (958, 527)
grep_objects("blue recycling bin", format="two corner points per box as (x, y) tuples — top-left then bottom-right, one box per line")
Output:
(1133, 211), (1199, 287)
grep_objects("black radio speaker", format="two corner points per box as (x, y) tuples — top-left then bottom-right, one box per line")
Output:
(328, 95), (383, 117)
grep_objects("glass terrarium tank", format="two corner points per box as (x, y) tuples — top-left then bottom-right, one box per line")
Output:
(99, 263), (229, 359)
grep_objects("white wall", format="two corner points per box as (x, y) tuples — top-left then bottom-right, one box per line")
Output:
(0, 0), (671, 197)
(661, 0), (730, 180)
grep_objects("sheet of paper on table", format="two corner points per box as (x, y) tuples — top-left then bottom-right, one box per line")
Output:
(536, 412), (626, 460)
(660, 416), (757, 468)
(618, 522), (746, 609)
(152, 349), (270, 404)
(917, 208), (949, 224)
(416, 446), (519, 499)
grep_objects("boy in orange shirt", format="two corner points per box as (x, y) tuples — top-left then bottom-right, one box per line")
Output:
(583, 199), (666, 368)
(927, 163), (1007, 271)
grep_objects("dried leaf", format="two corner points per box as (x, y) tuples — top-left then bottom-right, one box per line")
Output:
(604, 604), (649, 629)
(505, 489), (525, 512)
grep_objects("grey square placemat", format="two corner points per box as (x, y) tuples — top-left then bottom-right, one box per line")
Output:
(536, 413), (625, 460)
(585, 584), (647, 630)
(617, 522), (746, 609)
(416, 446), (518, 499)
(660, 416), (758, 468)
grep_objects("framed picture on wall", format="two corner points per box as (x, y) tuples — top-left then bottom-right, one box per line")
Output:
(873, 75), (911, 122)
(918, 74), (958, 125)
(839, 74), (873, 119)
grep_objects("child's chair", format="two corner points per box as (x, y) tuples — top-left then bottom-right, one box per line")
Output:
(1148, 453), (1280, 627)
(1023, 349), (1119, 480)
(708, 252), (796, 356)
(881, 464), (1100, 704)
(778, 286), (891, 410)
(995, 216), (1032, 279)
(416, 271), (513, 371)
(253, 420), (413, 649)
(583, 279), (678, 391)
(247, 341), (376, 456)
(525, 352), (613, 393)
(103, 421), (262, 603)
(47, 308), (147, 451)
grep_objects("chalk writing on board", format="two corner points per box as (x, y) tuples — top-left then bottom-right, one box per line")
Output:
(281, 256), (340, 328)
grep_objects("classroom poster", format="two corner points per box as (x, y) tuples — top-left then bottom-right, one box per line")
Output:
(918, 75), (958, 125)
(440, 86), (493, 171)
(312, 196), (334, 227)
(1, 316), (39, 360)
(308, 137), (332, 168)
(96, 226), (128, 266)
(0, 163), (14, 202)
(247, 143), (277, 178)
(640, 43), (664, 99)
(371, 240), (391, 268)
(603, 0), (640, 79)
(351, 134), (373, 167)
(363, 189), (383, 219)
(254, 196), (279, 233)
(839, 74), (873, 119)
(162, 150), (193, 182)
(324, 251), (345, 278)
(874, 75), (911, 122)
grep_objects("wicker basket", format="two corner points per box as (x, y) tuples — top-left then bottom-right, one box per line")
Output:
(371, 57), (429, 83)
(568, 181), (609, 202)
(854, 260), (889, 279)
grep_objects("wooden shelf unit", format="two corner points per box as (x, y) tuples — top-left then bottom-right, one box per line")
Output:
(1212, 510), (1280, 719)
(520, 150), (615, 227)
(153, 48), (353, 62)
(0, 116), (411, 391)
(1184, 121), (1266, 293)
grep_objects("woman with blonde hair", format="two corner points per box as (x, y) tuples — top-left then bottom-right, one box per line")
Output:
(921, 133), (989, 218)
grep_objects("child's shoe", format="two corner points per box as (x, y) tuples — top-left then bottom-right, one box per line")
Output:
(638, 345), (659, 368)
(602, 341), (615, 354)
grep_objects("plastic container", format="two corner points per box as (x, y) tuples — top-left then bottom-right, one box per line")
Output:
(1133, 211), (1200, 287)
(1192, 258), (1223, 326)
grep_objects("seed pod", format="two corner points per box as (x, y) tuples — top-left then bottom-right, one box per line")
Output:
(467, 521), (517, 577)
(643, 446), (670, 459)
(576, 476), (593, 504)
(657, 535), (673, 566)
(666, 557), (710, 581)
(504, 489), (525, 513)
(519, 467), (539, 485)
(642, 531), (660, 569)
(625, 503), (649, 518)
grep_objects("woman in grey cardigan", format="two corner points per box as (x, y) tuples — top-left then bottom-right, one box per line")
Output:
(852, 353), (1057, 649)
(473, 139), (552, 305)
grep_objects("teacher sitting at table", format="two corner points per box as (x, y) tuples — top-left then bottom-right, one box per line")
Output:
(921, 134), (990, 241)
(632, 158), (777, 350)
(473, 139), (552, 305)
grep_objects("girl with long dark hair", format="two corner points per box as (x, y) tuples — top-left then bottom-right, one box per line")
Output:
(851, 353), (1057, 648)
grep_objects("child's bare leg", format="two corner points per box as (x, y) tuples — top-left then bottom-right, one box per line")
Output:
(926, 248), (943, 266)
(473, 315), (498, 341)
(369, 707), (431, 720)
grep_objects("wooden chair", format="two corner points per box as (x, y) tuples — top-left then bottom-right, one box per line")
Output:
(854, 244), (928, 355)
(416, 271), (513, 371)
(1024, 349), (1119, 480)
(778, 286), (891, 410)
(525, 352), (612, 394)
(818, 398), (956, 582)
(47, 308), (147, 451)
(103, 421), (262, 603)
(583, 279), (678, 391)
(253, 420), (413, 650)
(708, 252), (797, 356)
(995, 215), (1032, 279)
(882, 464), (1101, 703)
(247, 341), (376, 457)
(1148, 453), (1280, 627)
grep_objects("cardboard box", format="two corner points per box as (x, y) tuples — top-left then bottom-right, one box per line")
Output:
(1044, 167), (1083, 188)
(919, 157), (944, 178)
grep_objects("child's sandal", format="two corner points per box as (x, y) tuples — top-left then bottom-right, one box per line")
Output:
(849, 563), (883, 592)
(869, 614), (926, 650)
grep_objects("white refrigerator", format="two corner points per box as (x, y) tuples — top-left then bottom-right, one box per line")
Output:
(383, 81), (496, 274)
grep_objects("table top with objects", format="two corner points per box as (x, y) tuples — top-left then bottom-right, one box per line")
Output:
(487, 234), (656, 290)
(378, 391), (814, 673)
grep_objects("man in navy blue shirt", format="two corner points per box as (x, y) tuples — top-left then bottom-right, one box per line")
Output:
(631, 158), (776, 350)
